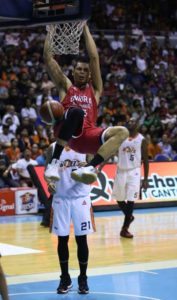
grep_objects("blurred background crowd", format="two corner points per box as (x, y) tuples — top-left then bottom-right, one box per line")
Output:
(0, 0), (177, 188)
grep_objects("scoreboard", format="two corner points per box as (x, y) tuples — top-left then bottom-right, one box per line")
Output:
(33, 0), (89, 20)
(0, 0), (91, 28)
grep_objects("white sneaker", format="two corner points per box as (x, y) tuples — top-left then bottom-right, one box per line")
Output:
(44, 160), (60, 181)
(71, 166), (97, 184)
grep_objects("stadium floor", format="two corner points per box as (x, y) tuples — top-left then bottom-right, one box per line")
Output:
(0, 207), (177, 300)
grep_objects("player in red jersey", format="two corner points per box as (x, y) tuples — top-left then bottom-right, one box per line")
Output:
(44, 23), (129, 184)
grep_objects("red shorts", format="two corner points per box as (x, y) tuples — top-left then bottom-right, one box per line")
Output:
(54, 123), (104, 154)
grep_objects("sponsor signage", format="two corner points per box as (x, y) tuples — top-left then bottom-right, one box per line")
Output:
(0, 188), (39, 216)
(92, 162), (177, 205)
(33, 162), (177, 207)
(15, 189), (38, 214)
(0, 189), (15, 216)
(141, 162), (177, 202)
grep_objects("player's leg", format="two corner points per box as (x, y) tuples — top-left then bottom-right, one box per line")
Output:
(96, 126), (129, 162)
(45, 107), (84, 181)
(119, 201), (134, 238)
(0, 259), (9, 300)
(114, 171), (134, 238)
(51, 198), (72, 293)
(119, 168), (140, 238)
(75, 235), (89, 294)
(71, 126), (129, 184)
(72, 196), (95, 294)
(112, 169), (134, 238)
(57, 235), (73, 294)
(40, 194), (53, 227)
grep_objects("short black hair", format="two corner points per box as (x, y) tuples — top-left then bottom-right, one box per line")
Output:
(74, 56), (89, 68)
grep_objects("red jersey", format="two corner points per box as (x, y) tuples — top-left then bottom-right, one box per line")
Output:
(61, 84), (98, 128)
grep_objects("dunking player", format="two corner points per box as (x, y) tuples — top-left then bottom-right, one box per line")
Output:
(112, 117), (149, 238)
(43, 23), (129, 184)
(46, 143), (95, 294)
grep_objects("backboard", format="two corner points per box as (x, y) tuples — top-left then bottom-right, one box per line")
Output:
(0, 0), (91, 29)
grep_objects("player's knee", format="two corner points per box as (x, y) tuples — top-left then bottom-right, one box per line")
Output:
(115, 126), (129, 141)
(58, 236), (69, 246)
(120, 126), (129, 138)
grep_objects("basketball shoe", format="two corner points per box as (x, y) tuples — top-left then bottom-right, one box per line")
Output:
(71, 166), (97, 184)
(57, 274), (72, 294)
(44, 159), (60, 181)
(78, 275), (89, 294)
(120, 227), (133, 238)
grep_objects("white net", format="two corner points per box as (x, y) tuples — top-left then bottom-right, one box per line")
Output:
(46, 21), (86, 55)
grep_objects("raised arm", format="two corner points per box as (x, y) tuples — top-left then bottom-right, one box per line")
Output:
(44, 144), (56, 194)
(43, 33), (72, 99)
(83, 24), (103, 102)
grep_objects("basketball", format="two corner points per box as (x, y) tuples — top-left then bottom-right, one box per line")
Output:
(40, 100), (64, 124)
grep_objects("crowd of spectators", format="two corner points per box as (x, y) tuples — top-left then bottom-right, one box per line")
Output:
(91, 0), (177, 34)
(0, 0), (177, 188)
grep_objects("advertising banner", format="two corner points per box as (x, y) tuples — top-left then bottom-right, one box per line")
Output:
(32, 162), (177, 207)
(15, 188), (38, 214)
(93, 162), (177, 205)
(140, 162), (177, 203)
(0, 188), (15, 216)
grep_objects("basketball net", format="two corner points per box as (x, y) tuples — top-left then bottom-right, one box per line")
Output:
(46, 20), (86, 55)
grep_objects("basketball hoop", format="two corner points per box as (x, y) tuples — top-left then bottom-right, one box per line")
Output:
(46, 20), (86, 55)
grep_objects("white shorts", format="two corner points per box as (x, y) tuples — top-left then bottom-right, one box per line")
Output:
(52, 196), (95, 236)
(112, 167), (141, 202)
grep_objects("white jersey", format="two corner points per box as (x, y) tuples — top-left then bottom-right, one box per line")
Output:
(53, 148), (91, 200)
(51, 147), (95, 236)
(118, 133), (144, 170)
